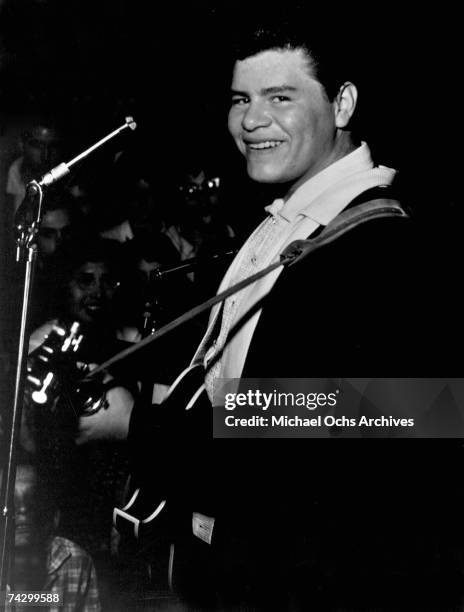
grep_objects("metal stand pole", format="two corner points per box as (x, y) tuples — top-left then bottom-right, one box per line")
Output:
(0, 116), (137, 591)
(0, 243), (38, 591)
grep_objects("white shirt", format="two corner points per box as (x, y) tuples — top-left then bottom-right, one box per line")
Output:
(192, 143), (397, 402)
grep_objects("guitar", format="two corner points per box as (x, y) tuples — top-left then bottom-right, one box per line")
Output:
(113, 363), (212, 555)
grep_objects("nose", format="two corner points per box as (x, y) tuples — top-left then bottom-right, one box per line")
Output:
(14, 499), (29, 521)
(54, 229), (65, 245)
(241, 100), (272, 132)
(82, 277), (104, 299)
(90, 280), (105, 297)
(15, 503), (26, 516)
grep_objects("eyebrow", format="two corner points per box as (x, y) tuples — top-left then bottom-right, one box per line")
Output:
(231, 85), (298, 96)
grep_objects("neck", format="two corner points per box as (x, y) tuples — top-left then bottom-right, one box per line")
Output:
(285, 132), (357, 200)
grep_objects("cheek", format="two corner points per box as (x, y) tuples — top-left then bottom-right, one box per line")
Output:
(275, 109), (311, 146)
(291, 112), (329, 155)
(38, 238), (53, 252)
(69, 287), (83, 307)
(228, 111), (242, 141)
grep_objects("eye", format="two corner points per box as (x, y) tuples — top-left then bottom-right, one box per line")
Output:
(75, 273), (96, 289)
(231, 96), (249, 107)
(271, 95), (291, 104)
(39, 228), (57, 239)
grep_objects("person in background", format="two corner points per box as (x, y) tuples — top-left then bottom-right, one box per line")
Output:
(27, 193), (84, 330)
(6, 124), (63, 214)
(172, 167), (238, 301)
(0, 463), (101, 612)
(23, 237), (137, 609)
(116, 233), (204, 405)
(175, 167), (235, 259)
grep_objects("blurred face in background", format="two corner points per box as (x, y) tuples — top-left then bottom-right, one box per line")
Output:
(23, 126), (61, 172)
(67, 261), (119, 326)
(13, 465), (39, 548)
(37, 208), (72, 258)
(179, 171), (221, 223)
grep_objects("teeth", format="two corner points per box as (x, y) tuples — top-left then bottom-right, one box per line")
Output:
(248, 140), (282, 150)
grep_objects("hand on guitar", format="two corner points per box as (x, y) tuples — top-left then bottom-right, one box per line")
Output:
(114, 364), (213, 549)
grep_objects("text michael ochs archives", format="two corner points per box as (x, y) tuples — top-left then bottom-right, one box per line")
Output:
(222, 389), (415, 429)
(213, 379), (464, 438)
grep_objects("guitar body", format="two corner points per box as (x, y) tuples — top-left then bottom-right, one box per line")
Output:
(114, 364), (212, 558)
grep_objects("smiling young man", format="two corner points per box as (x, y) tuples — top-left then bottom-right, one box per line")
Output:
(128, 18), (463, 612)
(193, 28), (404, 401)
(229, 48), (356, 189)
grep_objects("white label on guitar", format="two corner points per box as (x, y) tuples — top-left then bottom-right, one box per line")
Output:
(192, 512), (215, 545)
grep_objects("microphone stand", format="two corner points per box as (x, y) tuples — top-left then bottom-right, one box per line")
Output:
(0, 117), (137, 592)
(150, 249), (237, 281)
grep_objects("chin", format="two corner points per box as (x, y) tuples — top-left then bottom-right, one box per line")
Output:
(248, 167), (279, 184)
(246, 161), (293, 185)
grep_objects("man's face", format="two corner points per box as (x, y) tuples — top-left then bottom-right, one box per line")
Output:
(13, 466), (40, 548)
(180, 171), (220, 216)
(68, 261), (118, 325)
(23, 127), (61, 172)
(37, 208), (72, 257)
(228, 49), (340, 190)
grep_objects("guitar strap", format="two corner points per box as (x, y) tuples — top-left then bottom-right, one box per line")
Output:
(86, 198), (407, 378)
(281, 197), (407, 266)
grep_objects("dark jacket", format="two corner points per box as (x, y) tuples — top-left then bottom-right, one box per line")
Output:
(129, 199), (464, 610)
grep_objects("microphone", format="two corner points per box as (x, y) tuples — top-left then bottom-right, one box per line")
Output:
(36, 162), (71, 189)
(28, 116), (137, 191)
(15, 117), (138, 259)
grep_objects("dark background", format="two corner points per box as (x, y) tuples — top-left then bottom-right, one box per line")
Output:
(0, 1), (460, 196)
(0, 1), (461, 398)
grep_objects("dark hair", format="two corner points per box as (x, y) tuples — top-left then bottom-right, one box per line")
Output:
(229, 12), (355, 101)
(21, 123), (61, 145)
(41, 188), (79, 216)
(57, 236), (125, 281)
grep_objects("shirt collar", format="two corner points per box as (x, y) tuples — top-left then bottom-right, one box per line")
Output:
(46, 536), (72, 575)
(264, 142), (374, 223)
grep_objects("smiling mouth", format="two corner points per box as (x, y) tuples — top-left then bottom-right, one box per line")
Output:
(246, 140), (284, 151)
(85, 304), (103, 313)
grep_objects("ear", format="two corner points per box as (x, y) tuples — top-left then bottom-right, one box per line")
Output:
(333, 82), (358, 128)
